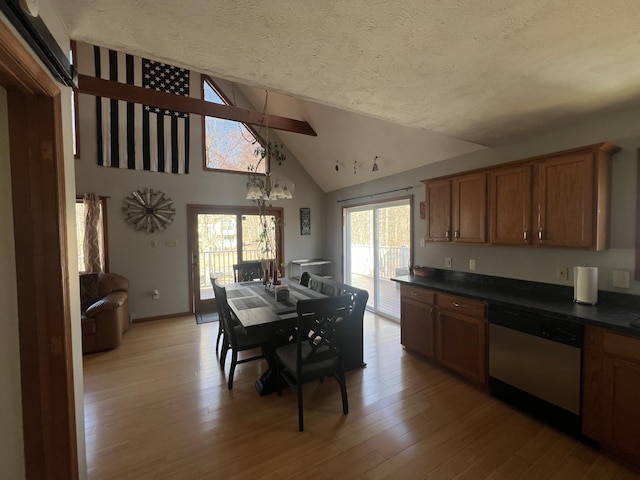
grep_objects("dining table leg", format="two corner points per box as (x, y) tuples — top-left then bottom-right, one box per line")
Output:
(254, 325), (294, 396)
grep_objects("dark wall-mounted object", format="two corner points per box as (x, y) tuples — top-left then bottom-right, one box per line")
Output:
(0, 0), (75, 86)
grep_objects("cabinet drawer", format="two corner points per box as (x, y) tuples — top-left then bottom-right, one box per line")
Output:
(401, 285), (435, 304)
(437, 293), (486, 319)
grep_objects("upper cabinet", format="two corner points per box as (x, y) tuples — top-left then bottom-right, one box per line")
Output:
(425, 142), (620, 251)
(425, 179), (452, 242)
(489, 164), (533, 246)
(452, 172), (487, 244)
(536, 152), (596, 249)
(424, 173), (487, 244)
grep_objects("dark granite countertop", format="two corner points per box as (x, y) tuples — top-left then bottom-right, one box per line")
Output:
(392, 270), (640, 338)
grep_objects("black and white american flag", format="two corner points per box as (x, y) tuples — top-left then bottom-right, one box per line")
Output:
(94, 46), (190, 174)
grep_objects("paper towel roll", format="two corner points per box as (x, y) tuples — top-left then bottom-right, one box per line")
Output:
(574, 266), (598, 305)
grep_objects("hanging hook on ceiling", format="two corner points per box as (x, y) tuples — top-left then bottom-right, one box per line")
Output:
(372, 155), (379, 172)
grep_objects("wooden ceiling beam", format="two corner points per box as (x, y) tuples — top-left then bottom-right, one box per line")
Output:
(76, 74), (317, 137)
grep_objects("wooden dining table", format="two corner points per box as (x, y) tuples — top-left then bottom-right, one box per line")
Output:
(225, 279), (326, 395)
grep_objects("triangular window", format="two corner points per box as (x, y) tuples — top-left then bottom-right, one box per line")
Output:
(202, 77), (265, 174)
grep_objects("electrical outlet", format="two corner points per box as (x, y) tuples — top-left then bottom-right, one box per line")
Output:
(469, 259), (476, 271)
(445, 257), (452, 268)
(166, 240), (177, 247)
(612, 270), (630, 289)
(151, 240), (158, 248)
(152, 289), (159, 299)
(419, 237), (425, 247)
(556, 267), (569, 280)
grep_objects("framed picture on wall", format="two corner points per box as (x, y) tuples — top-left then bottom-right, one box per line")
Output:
(300, 207), (311, 235)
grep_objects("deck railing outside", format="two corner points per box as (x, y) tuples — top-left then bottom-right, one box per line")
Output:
(349, 244), (410, 279)
(199, 248), (262, 286)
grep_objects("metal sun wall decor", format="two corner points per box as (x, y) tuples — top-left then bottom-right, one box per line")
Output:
(122, 188), (175, 233)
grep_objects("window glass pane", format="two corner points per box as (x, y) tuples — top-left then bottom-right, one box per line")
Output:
(241, 214), (275, 261)
(198, 213), (237, 289)
(203, 81), (264, 173)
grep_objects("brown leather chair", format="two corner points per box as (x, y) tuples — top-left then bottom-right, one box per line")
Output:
(80, 272), (130, 354)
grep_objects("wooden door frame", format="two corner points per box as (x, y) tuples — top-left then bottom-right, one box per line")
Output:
(187, 204), (284, 313)
(0, 20), (78, 480)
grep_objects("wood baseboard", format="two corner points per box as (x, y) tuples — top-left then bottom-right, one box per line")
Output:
(132, 311), (192, 323)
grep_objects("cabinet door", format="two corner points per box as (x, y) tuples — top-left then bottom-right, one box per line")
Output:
(452, 172), (487, 243)
(600, 333), (640, 466)
(537, 152), (594, 248)
(425, 179), (451, 242)
(489, 165), (533, 245)
(601, 356), (640, 463)
(435, 309), (487, 385)
(400, 297), (435, 358)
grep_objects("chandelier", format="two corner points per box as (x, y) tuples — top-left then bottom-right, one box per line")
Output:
(245, 91), (293, 201)
(246, 173), (293, 200)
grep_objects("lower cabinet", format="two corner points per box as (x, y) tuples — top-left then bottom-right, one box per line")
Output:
(435, 293), (487, 386)
(400, 285), (435, 358)
(583, 326), (640, 469)
(400, 285), (487, 386)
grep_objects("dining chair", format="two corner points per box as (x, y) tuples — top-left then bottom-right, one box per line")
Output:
(212, 279), (271, 389)
(275, 294), (352, 431)
(233, 261), (263, 282)
(210, 275), (226, 355)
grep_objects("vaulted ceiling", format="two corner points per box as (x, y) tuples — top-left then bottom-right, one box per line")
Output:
(52, 0), (640, 192)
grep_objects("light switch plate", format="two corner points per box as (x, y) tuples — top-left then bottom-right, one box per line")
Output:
(469, 259), (476, 271)
(445, 257), (452, 268)
(612, 270), (630, 288)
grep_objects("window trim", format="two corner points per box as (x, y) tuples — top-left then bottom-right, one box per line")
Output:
(201, 75), (270, 175)
(75, 195), (110, 272)
(71, 40), (80, 159)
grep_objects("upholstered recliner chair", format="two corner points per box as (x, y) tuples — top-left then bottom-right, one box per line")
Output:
(80, 272), (130, 354)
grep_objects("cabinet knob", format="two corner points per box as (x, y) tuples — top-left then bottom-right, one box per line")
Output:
(453, 302), (465, 308)
(538, 229), (544, 243)
(453, 230), (460, 239)
(445, 230), (450, 240)
(523, 229), (529, 243)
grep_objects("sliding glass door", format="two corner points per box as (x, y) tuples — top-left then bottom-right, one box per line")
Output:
(343, 197), (412, 320)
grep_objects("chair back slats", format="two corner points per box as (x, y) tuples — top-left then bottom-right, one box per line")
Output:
(296, 295), (351, 365)
(233, 261), (263, 282)
(212, 279), (236, 348)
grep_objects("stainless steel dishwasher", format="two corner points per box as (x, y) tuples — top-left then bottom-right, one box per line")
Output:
(488, 304), (584, 436)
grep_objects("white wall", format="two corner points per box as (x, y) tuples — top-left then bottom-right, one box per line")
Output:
(74, 43), (326, 319)
(325, 106), (640, 296)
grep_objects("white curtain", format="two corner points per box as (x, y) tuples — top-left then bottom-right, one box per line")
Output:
(83, 193), (104, 273)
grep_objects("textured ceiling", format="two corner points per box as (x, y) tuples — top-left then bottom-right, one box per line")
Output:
(51, 0), (640, 191)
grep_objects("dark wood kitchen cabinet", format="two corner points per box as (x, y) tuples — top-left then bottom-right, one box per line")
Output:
(400, 285), (435, 358)
(489, 164), (533, 246)
(452, 172), (487, 243)
(424, 178), (452, 242)
(401, 286), (488, 385)
(582, 326), (640, 470)
(435, 293), (488, 386)
(536, 152), (596, 249)
(424, 142), (619, 250)
(424, 173), (487, 244)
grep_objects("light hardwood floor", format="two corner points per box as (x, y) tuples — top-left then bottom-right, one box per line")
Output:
(83, 313), (640, 480)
